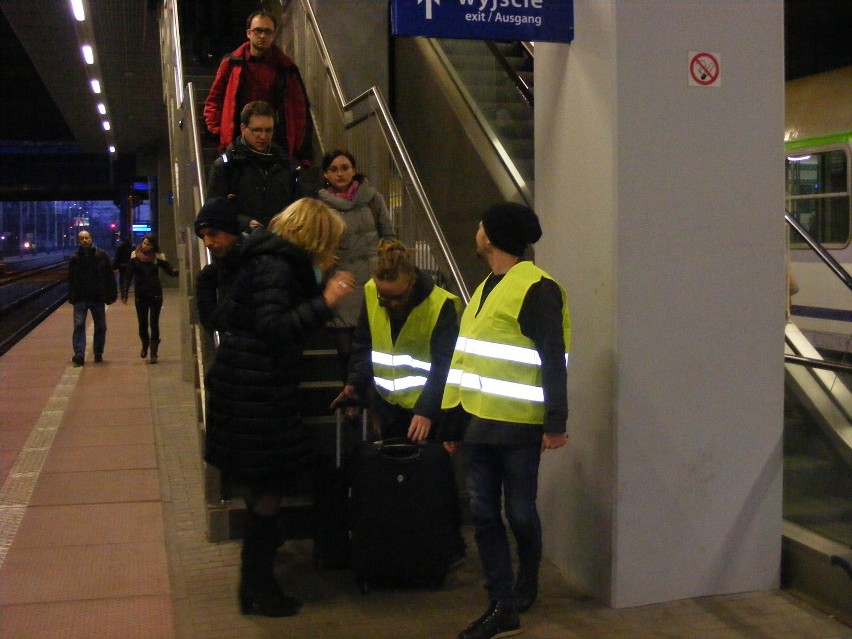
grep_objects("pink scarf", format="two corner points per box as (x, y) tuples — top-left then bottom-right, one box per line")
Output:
(135, 246), (155, 263)
(333, 179), (361, 201)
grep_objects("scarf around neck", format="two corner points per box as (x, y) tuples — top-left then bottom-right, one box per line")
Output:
(332, 179), (361, 201)
(136, 246), (156, 263)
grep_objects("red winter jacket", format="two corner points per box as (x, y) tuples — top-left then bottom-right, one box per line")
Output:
(204, 42), (314, 165)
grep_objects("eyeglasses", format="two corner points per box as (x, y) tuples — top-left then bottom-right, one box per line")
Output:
(247, 126), (274, 135)
(377, 281), (413, 306)
(250, 27), (274, 37)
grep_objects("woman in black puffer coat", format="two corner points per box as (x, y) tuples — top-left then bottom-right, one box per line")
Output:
(204, 198), (355, 618)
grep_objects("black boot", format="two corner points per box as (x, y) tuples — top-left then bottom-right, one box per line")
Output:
(513, 563), (539, 612)
(458, 601), (521, 639)
(239, 512), (302, 617)
(148, 340), (159, 364)
(140, 340), (148, 358)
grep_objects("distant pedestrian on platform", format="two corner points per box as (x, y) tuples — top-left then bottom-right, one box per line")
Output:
(121, 234), (179, 364)
(68, 230), (118, 366)
(112, 236), (133, 293)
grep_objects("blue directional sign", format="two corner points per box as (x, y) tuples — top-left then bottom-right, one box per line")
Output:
(392, 0), (574, 44)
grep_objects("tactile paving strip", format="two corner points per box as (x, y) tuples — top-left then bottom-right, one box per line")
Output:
(0, 339), (88, 568)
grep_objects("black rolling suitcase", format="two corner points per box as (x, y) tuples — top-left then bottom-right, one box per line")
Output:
(349, 438), (456, 592)
(312, 407), (368, 569)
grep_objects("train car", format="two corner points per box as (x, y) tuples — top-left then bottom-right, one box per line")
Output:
(785, 65), (852, 355)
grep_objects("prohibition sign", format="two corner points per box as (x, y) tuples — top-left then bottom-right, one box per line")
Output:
(689, 52), (720, 87)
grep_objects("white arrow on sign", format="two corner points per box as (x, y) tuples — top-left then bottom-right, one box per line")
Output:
(418, 0), (440, 20)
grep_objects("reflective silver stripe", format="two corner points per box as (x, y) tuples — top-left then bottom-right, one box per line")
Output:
(446, 367), (463, 385)
(374, 375), (428, 392)
(455, 336), (540, 365)
(458, 372), (544, 402)
(454, 337), (570, 369)
(372, 351), (432, 372)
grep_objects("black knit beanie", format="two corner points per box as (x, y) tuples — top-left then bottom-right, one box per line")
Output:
(481, 203), (542, 257)
(194, 197), (240, 237)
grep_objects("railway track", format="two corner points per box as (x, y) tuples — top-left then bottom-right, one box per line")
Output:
(0, 260), (69, 357)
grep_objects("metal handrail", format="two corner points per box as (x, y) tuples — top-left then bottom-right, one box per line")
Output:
(786, 213), (852, 291)
(285, 0), (469, 302)
(784, 354), (852, 374)
(485, 41), (533, 107)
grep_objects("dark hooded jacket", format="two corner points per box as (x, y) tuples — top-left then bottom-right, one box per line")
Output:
(203, 228), (334, 484)
(206, 136), (293, 231)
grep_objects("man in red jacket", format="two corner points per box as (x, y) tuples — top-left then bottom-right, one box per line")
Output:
(204, 10), (314, 166)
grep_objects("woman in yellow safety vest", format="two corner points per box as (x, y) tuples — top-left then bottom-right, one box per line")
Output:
(331, 238), (460, 442)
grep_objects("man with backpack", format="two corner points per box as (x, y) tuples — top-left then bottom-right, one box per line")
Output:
(206, 101), (294, 231)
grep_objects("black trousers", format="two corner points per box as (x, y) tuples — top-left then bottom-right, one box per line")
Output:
(134, 294), (163, 347)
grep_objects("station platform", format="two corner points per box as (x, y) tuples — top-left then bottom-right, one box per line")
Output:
(1, 290), (850, 639)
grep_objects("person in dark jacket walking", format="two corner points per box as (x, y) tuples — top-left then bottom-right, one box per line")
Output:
(68, 230), (117, 366)
(204, 197), (355, 618)
(206, 100), (294, 232)
(112, 236), (133, 293)
(121, 234), (179, 364)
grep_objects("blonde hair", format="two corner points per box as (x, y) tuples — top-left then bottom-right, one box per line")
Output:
(374, 238), (416, 283)
(268, 198), (345, 267)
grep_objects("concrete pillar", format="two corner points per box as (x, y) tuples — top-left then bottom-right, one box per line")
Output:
(534, 0), (785, 607)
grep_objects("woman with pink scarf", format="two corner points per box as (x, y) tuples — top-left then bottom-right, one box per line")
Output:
(317, 150), (395, 372)
(122, 234), (179, 364)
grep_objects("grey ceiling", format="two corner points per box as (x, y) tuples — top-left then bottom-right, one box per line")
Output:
(0, 0), (165, 155)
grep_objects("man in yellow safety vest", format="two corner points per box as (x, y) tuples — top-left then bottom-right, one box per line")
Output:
(443, 203), (571, 639)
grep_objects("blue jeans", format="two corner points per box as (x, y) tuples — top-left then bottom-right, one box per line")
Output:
(462, 442), (542, 607)
(72, 300), (107, 357)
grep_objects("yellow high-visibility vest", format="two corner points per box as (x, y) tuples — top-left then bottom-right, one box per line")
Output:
(442, 261), (570, 424)
(365, 279), (461, 409)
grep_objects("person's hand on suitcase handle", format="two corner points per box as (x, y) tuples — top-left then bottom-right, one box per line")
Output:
(407, 414), (432, 442)
(330, 384), (362, 420)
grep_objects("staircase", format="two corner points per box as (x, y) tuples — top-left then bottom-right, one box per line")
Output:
(783, 385), (852, 546)
(180, 32), (353, 543)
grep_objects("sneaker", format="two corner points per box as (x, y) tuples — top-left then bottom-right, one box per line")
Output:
(94, 353), (103, 363)
(72, 353), (84, 367)
(458, 601), (521, 639)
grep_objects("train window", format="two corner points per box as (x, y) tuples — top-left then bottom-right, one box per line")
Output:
(786, 149), (851, 248)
